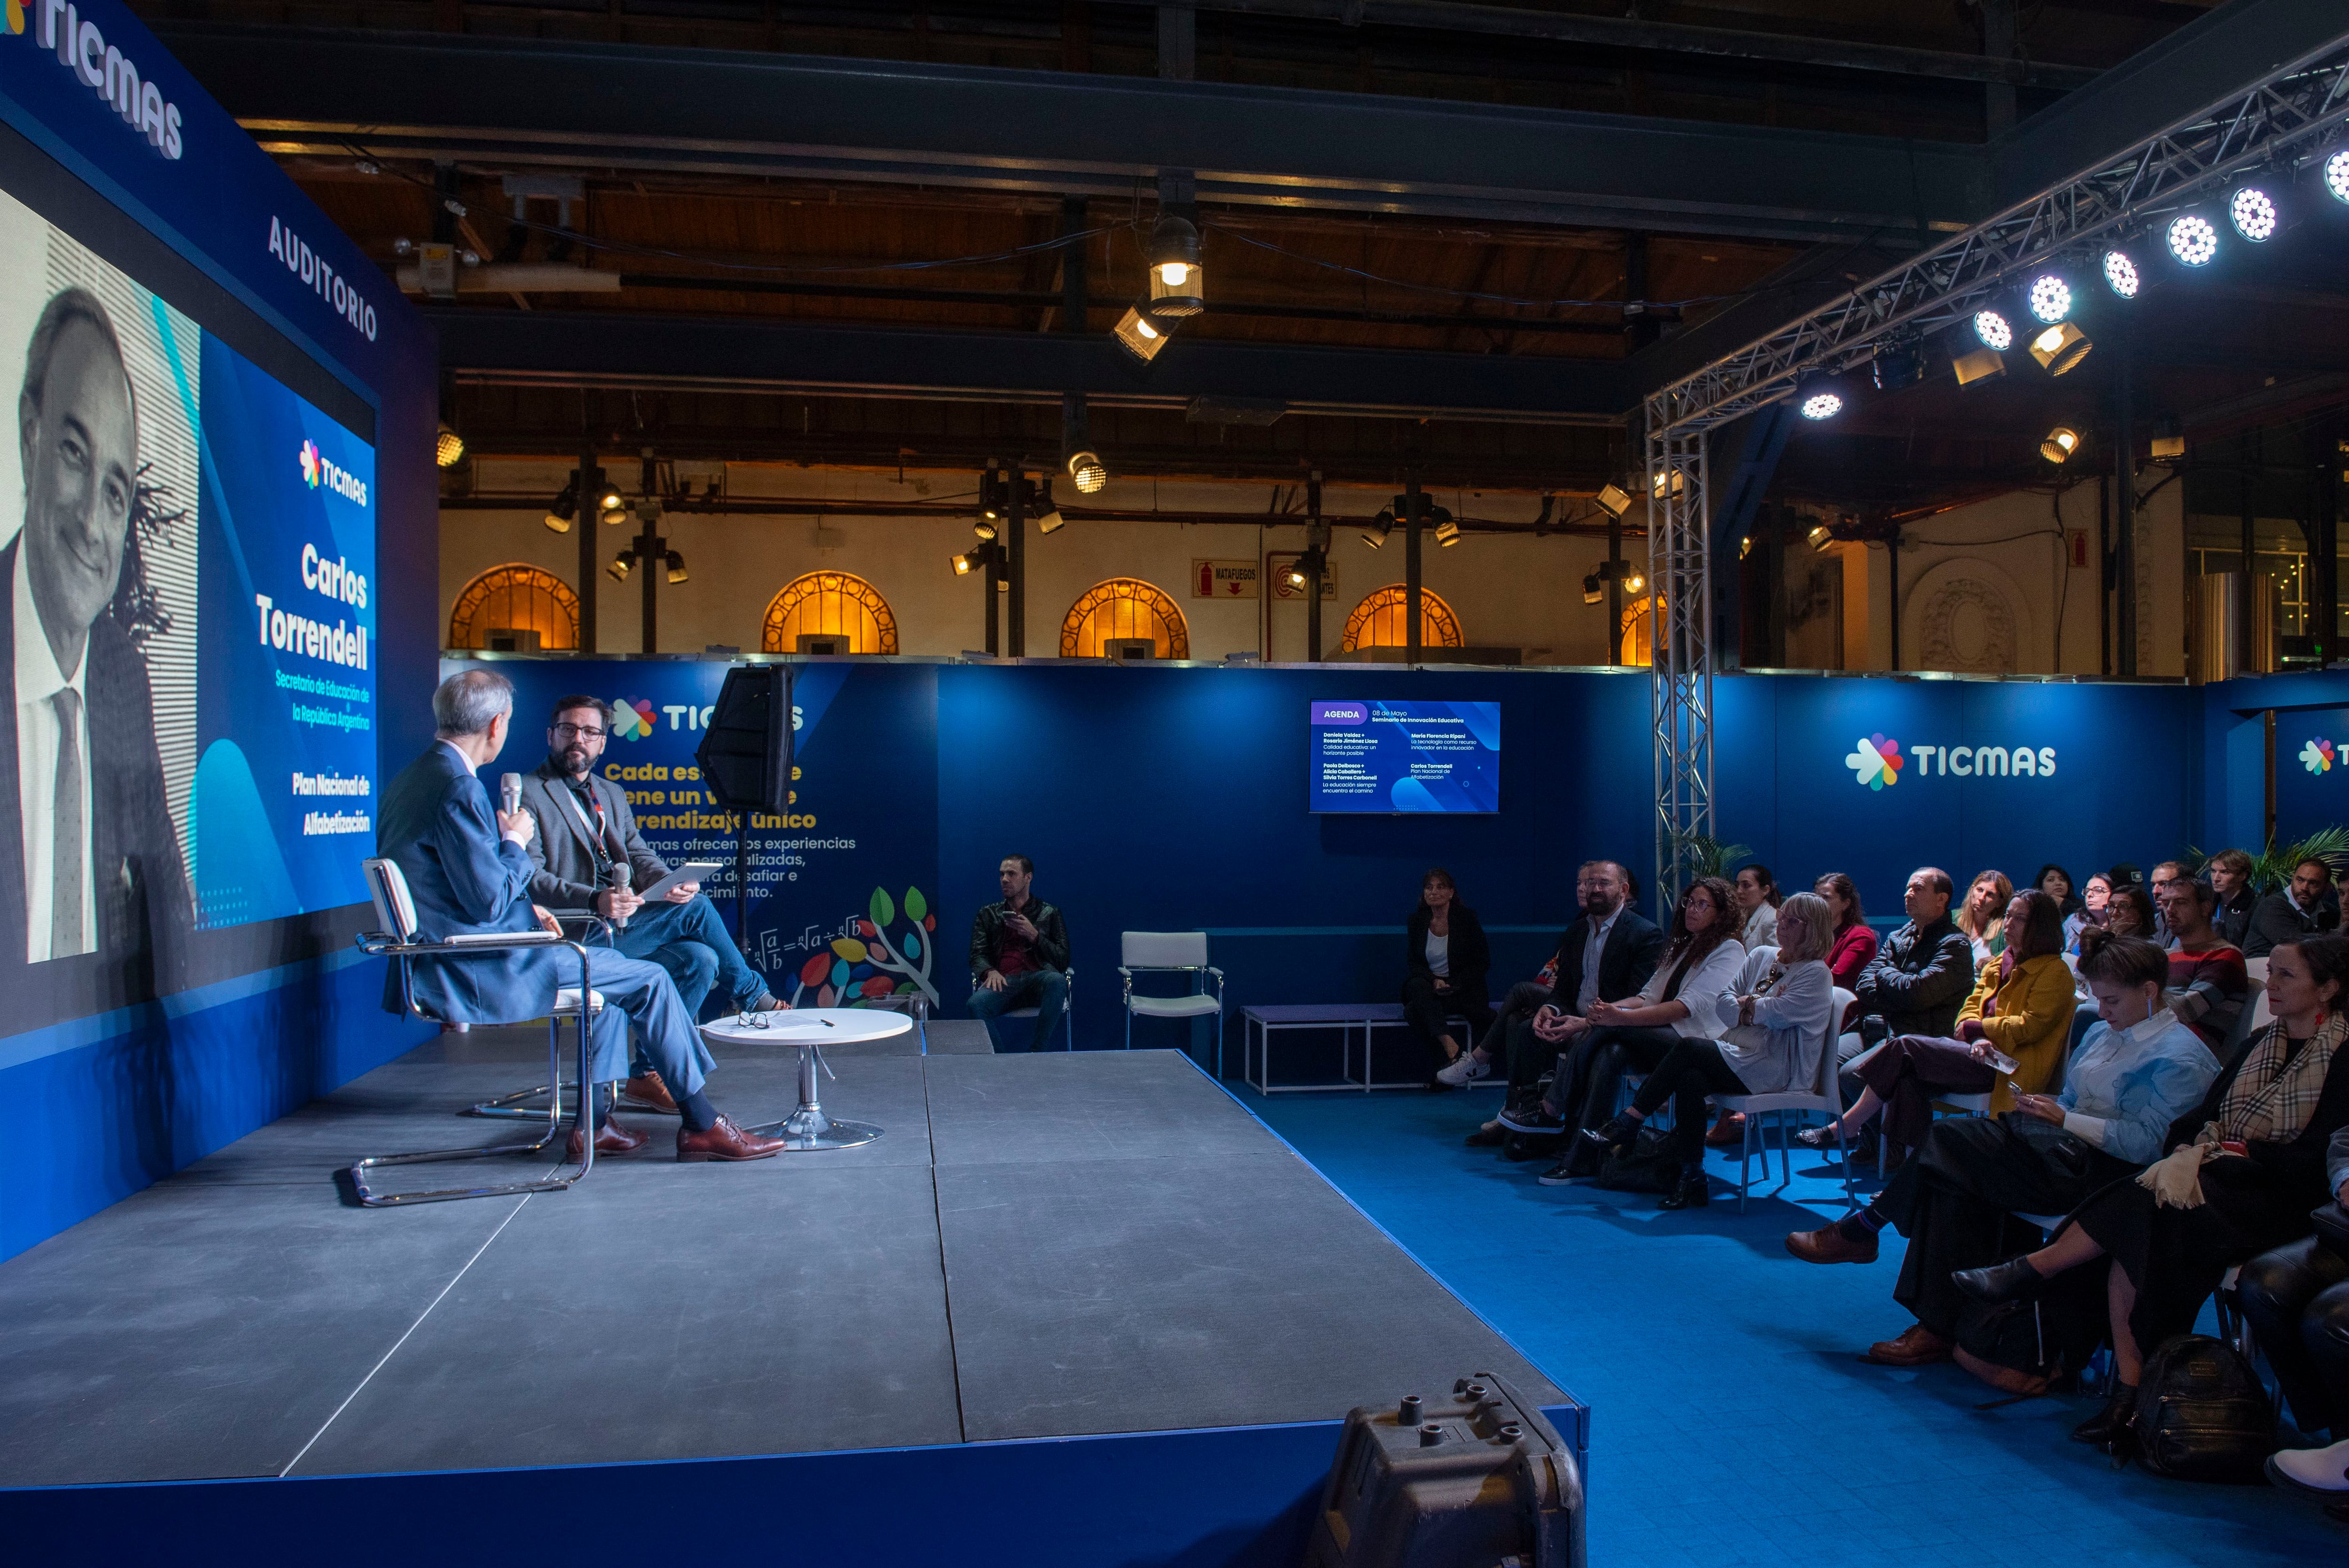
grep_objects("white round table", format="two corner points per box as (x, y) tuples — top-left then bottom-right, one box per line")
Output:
(699, 1008), (910, 1150)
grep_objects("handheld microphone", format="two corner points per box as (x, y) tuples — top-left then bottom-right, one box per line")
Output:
(608, 863), (632, 929)
(499, 772), (522, 816)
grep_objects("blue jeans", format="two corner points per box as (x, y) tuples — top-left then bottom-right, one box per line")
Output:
(575, 948), (710, 1098)
(968, 970), (1068, 1052)
(614, 893), (768, 1019)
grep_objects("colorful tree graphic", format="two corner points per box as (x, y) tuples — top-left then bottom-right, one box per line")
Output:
(790, 885), (941, 1009)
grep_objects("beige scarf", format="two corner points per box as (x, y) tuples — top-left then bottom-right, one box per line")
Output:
(2138, 1011), (2346, 1209)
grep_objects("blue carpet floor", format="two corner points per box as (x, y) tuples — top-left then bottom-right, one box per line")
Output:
(1245, 1087), (2341, 1568)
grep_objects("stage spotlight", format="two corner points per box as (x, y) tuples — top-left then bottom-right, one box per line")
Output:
(2150, 414), (2186, 459)
(2026, 273), (2072, 324)
(1595, 482), (1633, 517)
(665, 551), (689, 585)
(1146, 214), (1205, 316)
(1066, 449), (1108, 494)
(1798, 389), (1843, 420)
(2328, 149), (2349, 204)
(1625, 570), (1644, 592)
(599, 486), (628, 525)
(1806, 522), (1835, 552)
(2103, 248), (2142, 299)
(2029, 321), (2093, 376)
(1287, 545), (1327, 590)
(1972, 308), (2014, 351)
(542, 485), (577, 534)
(2167, 213), (2219, 267)
(2229, 185), (2279, 242)
(607, 553), (631, 583)
(1361, 507), (1395, 549)
(951, 551), (978, 576)
(1872, 338), (1924, 392)
(1114, 305), (1172, 362)
(2041, 426), (2082, 463)
(1434, 520), (1462, 547)
(1581, 574), (1603, 605)
(1036, 506), (1066, 536)
(973, 519), (998, 543)
(435, 423), (466, 468)
(1952, 346), (2006, 387)
(1651, 468), (1686, 499)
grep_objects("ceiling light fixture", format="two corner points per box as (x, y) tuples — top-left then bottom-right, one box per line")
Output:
(1871, 338), (1924, 392)
(665, 551), (689, 585)
(2327, 149), (2349, 204)
(1594, 483), (1633, 518)
(435, 423), (466, 468)
(1581, 574), (1603, 605)
(1113, 304), (1171, 362)
(1434, 519), (1462, 547)
(1066, 449), (1108, 494)
(2040, 425), (2083, 463)
(542, 484), (577, 534)
(1798, 390), (1843, 420)
(2102, 248), (2141, 299)
(2167, 212), (2219, 267)
(1972, 308), (2014, 351)
(607, 553), (631, 583)
(2029, 320), (2093, 375)
(2229, 185), (2279, 241)
(1145, 214), (1205, 317)
(2026, 273), (2072, 324)
(1360, 507), (1395, 549)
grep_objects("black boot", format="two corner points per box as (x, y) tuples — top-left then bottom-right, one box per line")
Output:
(1658, 1162), (1711, 1210)
(1951, 1255), (2048, 1307)
(2069, 1380), (2137, 1447)
(1581, 1113), (1640, 1153)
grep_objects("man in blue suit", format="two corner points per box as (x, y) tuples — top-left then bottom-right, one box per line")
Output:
(377, 669), (783, 1163)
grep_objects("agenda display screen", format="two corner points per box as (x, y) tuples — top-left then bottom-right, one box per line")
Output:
(0, 182), (376, 965)
(1309, 699), (1501, 813)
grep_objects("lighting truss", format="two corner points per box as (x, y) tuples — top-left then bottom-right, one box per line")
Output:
(1646, 34), (2349, 437)
(1645, 425), (1711, 921)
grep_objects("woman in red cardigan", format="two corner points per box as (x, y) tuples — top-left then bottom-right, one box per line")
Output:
(1817, 872), (1880, 992)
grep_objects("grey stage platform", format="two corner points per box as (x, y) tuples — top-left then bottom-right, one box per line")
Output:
(0, 1023), (1558, 1485)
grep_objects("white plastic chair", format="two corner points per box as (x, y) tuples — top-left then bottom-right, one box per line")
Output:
(1120, 932), (1226, 1074)
(1710, 986), (1858, 1213)
(2222, 974), (2269, 1058)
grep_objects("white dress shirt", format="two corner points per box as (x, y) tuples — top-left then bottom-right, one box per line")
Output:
(1579, 905), (1622, 1013)
(16, 546), (95, 962)
(440, 737), (477, 776)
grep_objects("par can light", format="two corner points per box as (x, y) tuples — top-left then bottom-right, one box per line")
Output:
(2102, 248), (2141, 299)
(2041, 426), (2082, 464)
(1973, 309), (2014, 350)
(2167, 213), (2219, 267)
(2026, 275), (2072, 324)
(1798, 391), (1843, 420)
(2229, 186), (2278, 242)
(2328, 149), (2349, 205)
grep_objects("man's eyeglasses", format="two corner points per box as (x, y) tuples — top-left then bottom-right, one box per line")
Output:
(552, 723), (607, 741)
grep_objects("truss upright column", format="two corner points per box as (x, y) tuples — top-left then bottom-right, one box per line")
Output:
(1647, 407), (1712, 922)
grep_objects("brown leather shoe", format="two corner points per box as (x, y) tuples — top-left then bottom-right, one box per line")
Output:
(1862, 1324), (1953, 1366)
(568, 1118), (648, 1160)
(1704, 1110), (1745, 1148)
(1786, 1221), (1879, 1265)
(676, 1113), (786, 1163)
(620, 1071), (677, 1112)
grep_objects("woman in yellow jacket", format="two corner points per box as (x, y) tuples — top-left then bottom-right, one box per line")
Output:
(1802, 890), (2075, 1170)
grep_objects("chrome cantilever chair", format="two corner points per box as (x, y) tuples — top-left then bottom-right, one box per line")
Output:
(345, 857), (605, 1208)
(1120, 932), (1226, 1074)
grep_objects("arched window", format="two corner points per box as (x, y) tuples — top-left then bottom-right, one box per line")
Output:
(762, 571), (899, 654)
(1340, 585), (1464, 652)
(1619, 595), (1654, 667)
(1060, 578), (1190, 659)
(448, 564), (579, 650)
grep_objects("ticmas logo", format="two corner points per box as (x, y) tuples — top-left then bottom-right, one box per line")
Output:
(2304, 738), (2335, 775)
(298, 439), (368, 505)
(298, 439), (320, 487)
(1845, 733), (1904, 791)
(608, 699), (657, 740)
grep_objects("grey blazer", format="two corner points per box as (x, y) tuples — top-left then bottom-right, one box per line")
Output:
(518, 760), (669, 910)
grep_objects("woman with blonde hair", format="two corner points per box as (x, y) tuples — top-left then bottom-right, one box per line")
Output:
(1954, 869), (2014, 966)
(1582, 891), (1838, 1211)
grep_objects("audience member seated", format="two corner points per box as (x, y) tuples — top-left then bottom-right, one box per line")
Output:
(2102, 883), (2156, 941)
(967, 854), (1071, 1052)
(2158, 879), (2248, 1055)
(2207, 848), (2257, 949)
(1448, 862), (1663, 1121)
(2147, 859), (2190, 945)
(520, 695), (782, 1112)
(1486, 877), (1744, 1180)
(1816, 872), (1878, 992)
(1799, 890), (2075, 1171)
(2064, 873), (2112, 955)
(1954, 869), (2013, 966)
(1949, 934), (2349, 1450)
(1579, 892), (1836, 1212)
(1734, 862), (1780, 950)
(2242, 1125), (2349, 1493)
(1403, 867), (1492, 1079)
(1445, 951), (1560, 1096)
(1782, 932), (2219, 1373)
(2248, 856), (2337, 959)
(2032, 863), (2081, 919)
(382, 670), (784, 1163)
(1847, 867), (1975, 1059)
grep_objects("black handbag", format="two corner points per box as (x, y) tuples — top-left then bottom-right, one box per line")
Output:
(1593, 1126), (1682, 1194)
(2128, 1334), (2274, 1483)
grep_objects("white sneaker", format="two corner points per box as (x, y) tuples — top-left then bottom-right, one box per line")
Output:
(1435, 1053), (1490, 1087)
(2267, 1438), (2349, 1495)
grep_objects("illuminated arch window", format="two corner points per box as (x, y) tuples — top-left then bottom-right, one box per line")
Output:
(762, 571), (899, 654)
(1620, 595), (1655, 667)
(1060, 578), (1190, 659)
(448, 564), (579, 650)
(1340, 585), (1464, 652)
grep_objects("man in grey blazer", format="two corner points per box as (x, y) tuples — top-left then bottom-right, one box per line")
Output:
(376, 669), (782, 1162)
(520, 694), (780, 1016)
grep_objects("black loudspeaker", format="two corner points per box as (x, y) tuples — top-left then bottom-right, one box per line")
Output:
(1304, 1374), (1583, 1568)
(695, 666), (793, 814)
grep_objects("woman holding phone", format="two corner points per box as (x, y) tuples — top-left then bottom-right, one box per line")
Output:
(1952, 934), (2349, 1449)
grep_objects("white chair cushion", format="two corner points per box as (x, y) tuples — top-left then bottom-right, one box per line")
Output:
(1122, 931), (1208, 968)
(1128, 994), (1221, 1018)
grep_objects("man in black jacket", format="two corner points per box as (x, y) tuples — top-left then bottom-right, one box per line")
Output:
(968, 854), (1071, 1051)
(1461, 861), (1664, 1141)
(2245, 857), (2337, 959)
(1849, 866), (1974, 1053)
